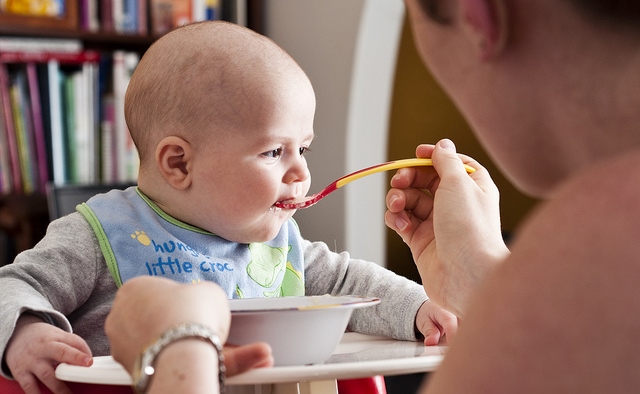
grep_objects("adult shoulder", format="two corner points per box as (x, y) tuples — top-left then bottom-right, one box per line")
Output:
(423, 151), (640, 393)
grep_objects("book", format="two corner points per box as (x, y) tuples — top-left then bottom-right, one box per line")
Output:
(36, 63), (54, 183)
(47, 60), (67, 185)
(70, 62), (99, 184)
(193, 0), (206, 21)
(0, 74), (11, 193)
(121, 0), (139, 33)
(61, 70), (77, 183)
(101, 0), (115, 32)
(172, 0), (192, 27)
(1, 0), (65, 17)
(150, 0), (192, 35)
(150, 0), (174, 35)
(26, 62), (49, 192)
(112, 0), (124, 32)
(206, 0), (223, 20)
(100, 95), (117, 182)
(9, 69), (37, 193)
(0, 63), (22, 192)
(138, 0), (148, 35)
(79, 0), (100, 32)
(112, 51), (140, 183)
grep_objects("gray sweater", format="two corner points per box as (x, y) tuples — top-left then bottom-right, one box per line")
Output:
(0, 212), (427, 378)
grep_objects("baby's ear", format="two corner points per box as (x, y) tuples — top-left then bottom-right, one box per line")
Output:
(155, 136), (192, 190)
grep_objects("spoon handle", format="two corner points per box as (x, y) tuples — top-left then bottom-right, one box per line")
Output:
(335, 158), (475, 189)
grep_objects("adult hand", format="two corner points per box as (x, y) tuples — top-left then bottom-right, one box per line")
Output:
(385, 139), (509, 317)
(105, 276), (273, 377)
(5, 314), (93, 394)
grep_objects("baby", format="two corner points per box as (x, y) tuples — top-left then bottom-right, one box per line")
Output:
(0, 21), (457, 392)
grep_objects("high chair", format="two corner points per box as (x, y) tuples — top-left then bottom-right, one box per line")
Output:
(337, 375), (387, 394)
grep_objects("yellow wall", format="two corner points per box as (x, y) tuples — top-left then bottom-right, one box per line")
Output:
(386, 17), (538, 282)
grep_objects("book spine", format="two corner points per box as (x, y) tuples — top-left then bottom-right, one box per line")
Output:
(0, 71), (12, 192)
(36, 63), (54, 184)
(112, 51), (140, 183)
(112, 51), (125, 182)
(101, 0), (115, 32)
(113, 0), (125, 32)
(9, 74), (35, 194)
(62, 71), (77, 183)
(101, 95), (116, 182)
(0, 64), (22, 192)
(122, 0), (139, 33)
(206, 0), (222, 20)
(193, 0), (206, 21)
(138, 0), (149, 35)
(47, 60), (67, 185)
(79, 0), (89, 30)
(26, 63), (50, 192)
(88, 62), (100, 183)
(88, 0), (100, 32)
(18, 70), (40, 193)
(150, 0), (174, 36)
(73, 69), (89, 183)
(172, 0), (192, 27)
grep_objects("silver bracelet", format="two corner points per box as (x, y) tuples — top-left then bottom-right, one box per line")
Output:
(132, 323), (226, 394)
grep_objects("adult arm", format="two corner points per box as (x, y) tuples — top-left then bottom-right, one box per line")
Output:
(105, 276), (273, 394)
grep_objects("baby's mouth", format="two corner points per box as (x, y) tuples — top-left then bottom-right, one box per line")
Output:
(274, 196), (297, 209)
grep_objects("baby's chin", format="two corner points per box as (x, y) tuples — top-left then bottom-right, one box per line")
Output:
(228, 216), (292, 244)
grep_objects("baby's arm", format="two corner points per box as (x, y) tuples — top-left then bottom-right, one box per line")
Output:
(4, 314), (92, 394)
(0, 213), (105, 393)
(303, 240), (434, 341)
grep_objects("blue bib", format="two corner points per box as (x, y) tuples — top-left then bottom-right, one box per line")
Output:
(77, 187), (305, 298)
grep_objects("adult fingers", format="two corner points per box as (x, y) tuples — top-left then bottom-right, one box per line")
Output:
(223, 342), (273, 376)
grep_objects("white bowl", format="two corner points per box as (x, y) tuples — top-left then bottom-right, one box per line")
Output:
(227, 295), (380, 366)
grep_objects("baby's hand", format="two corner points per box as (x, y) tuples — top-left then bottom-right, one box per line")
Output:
(5, 314), (93, 394)
(415, 300), (458, 346)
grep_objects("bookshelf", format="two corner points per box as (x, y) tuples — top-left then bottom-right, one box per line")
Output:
(0, 0), (263, 265)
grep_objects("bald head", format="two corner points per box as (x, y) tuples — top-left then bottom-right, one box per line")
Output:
(125, 21), (307, 165)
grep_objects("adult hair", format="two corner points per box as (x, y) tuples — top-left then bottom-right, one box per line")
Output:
(566, 0), (640, 28)
(417, 0), (640, 28)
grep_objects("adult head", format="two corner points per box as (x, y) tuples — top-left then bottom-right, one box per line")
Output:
(405, 0), (640, 198)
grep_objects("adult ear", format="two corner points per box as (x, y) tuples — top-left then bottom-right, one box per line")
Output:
(155, 136), (193, 190)
(460, 0), (508, 60)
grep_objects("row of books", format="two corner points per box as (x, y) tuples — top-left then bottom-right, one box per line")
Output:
(0, 44), (140, 195)
(78, 0), (228, 36)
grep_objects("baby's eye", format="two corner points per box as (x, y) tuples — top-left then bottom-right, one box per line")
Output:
(299, 147), (310, 156)
(263, 148), (283, 158)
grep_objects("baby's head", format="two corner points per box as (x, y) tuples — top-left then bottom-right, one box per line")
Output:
(125, 21), (316, 243)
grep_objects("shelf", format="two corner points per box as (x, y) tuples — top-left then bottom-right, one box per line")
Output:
(0, 25), (157, 53)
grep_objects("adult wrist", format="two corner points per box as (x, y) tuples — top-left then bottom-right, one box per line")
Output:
(132, 323), (226, 394)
